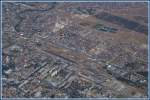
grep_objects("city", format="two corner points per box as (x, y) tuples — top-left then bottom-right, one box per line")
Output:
(2, 2), (148, 98)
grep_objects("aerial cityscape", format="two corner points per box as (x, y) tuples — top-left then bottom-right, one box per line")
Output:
(2, 2), (148, 98)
